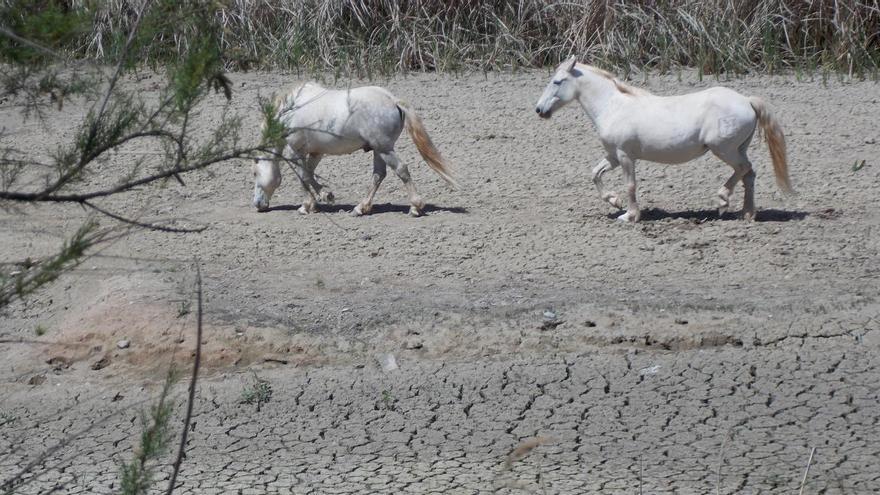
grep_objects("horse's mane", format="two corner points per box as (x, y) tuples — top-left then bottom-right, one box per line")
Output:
(584, 66), (651, 97)
(260, 84), (307, 136)
(272, 82), (326, 115)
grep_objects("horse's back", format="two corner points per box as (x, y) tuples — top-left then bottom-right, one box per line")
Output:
(283, 84), (403, 155)
(604, 86), (757, 162)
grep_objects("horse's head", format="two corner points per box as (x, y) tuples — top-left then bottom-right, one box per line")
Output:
(535, 56), (580, 119)
(251, 155), (282, 212)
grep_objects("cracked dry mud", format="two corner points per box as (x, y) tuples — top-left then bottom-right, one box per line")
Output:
(2, 71), (879, 494)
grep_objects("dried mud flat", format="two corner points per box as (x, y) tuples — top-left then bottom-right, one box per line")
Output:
(1, 70), (879, 494)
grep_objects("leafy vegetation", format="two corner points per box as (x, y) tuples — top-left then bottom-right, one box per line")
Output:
(119, 372), (177, 495)
(0, 1), (273, 310)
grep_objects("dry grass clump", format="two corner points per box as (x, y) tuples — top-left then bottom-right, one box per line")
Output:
(15, 1), (880, 76)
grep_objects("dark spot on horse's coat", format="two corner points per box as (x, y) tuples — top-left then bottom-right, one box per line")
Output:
(363, 145), (373, 152)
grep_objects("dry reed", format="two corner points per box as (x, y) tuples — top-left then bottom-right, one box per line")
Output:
(64, 0), (880, 77)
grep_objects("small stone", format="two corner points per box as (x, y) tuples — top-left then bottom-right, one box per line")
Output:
(116, 339), (130, 349)
(542, 310), (557, 320)
(28, 374), (47, 386)
(91, 356), (111, 371)
(866, 137), (876, 144)
(639, 365), (661, 376)
(46, 356), (71, 371)
(377, 353), (398, 372)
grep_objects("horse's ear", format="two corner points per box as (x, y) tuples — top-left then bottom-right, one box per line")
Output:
(567, 56), (578, 73)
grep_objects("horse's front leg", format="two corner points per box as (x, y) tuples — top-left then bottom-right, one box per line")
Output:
(353, 153), (388, 216)
(292, 159), (318, 214)
(592, 158), (622, 209)
(616, 153), (641, 223)
(303, 154), (335, 205)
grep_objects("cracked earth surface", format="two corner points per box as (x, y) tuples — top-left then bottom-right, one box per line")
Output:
(2, 71), (880, 493)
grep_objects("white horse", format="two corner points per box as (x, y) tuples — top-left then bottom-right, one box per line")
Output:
(252, 82), (458, 216)
(535, 57), (792, 222)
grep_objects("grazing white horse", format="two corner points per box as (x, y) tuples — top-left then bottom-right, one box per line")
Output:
(252, 82), (458, 216)
(535, 57), (792, 222)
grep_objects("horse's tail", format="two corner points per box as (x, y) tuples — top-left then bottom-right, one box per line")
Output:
(749, 96), (794, 195)
(396, 101), (460, 189)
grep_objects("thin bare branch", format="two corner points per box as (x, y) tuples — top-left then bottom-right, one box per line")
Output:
(164, 261), (203, 495)
(798, 447), (816, 495)
(0, 146), (261, 203)
(82, 200), (206, 233)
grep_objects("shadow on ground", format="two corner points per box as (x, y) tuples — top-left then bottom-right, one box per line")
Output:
(609, 208), (810, 223)
(264, 202), (468, 215)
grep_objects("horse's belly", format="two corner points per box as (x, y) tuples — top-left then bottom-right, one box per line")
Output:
(628, 127), (707, 163)
(640, 142), (707, 164)
(291, 130), (365, 155)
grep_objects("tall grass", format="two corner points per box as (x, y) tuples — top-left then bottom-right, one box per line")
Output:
(7, 1), (880, 76)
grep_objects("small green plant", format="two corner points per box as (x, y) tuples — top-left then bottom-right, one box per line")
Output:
(0, 410), (18, 427)
(852, 159), (867, 172)
(176, 300), (191, 318)
(34, 324), (46, 336)
(240, 374), (273, 412)
(380, 389), (395, 411)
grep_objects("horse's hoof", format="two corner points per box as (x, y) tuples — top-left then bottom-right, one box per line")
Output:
(320, 191), (335, 203)
(616, 211), (640, 223)
(743, 210), (756, 222)
(409, 206), (423, 217)
(298, 204), (317, 215)
(352, 204), (370, 216)
(604, 195), (623, 209)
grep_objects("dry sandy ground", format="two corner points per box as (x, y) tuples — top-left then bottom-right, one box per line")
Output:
(1, 69), (879, 493)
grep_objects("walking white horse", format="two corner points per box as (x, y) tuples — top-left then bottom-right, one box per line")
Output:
(535, 57), (792, 222)
(252, 82), (458, 216)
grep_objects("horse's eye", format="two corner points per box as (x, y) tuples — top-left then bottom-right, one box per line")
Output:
(552, 80), (563, 86)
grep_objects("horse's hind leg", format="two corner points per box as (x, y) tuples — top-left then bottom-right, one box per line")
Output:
(742, 167), (756, 221)
(592, 158), (623, 209)
(353, 153), (388, 216)
(711, 144), (755, 220)
(383, 151), (425, 217)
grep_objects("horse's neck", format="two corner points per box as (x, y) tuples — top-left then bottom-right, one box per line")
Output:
(574, 73), (624, 127)
(290, 84), (323, 106)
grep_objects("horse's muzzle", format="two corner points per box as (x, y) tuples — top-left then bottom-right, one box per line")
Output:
(253, 197), (270, 212)
(536, 108), (552, 119)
